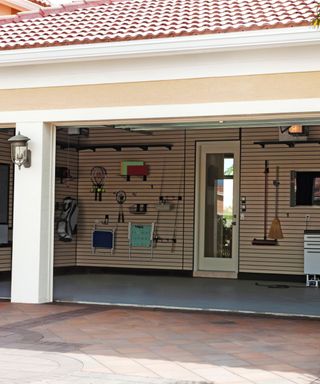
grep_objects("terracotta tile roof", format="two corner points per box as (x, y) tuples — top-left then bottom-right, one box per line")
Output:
(29, 0), (51, 7)
(0, 0), (317, 51)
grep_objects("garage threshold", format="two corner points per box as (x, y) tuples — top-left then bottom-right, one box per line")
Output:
(53, 299), (320, 320)
(53, 273), (320, 319)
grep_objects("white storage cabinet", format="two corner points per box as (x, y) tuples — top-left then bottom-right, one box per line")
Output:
(304, 231), (320, 287)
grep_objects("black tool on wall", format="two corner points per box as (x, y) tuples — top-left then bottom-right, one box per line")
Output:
(116, 190), (127, 223)
(252, 160), (277, 246)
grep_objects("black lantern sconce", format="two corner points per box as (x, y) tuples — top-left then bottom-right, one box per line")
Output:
(8, 132), (31, 169)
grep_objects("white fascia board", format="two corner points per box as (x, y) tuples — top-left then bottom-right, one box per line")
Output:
(2, 44), (320, 90)
(0, 26), (319, 66)
(0, 98), (319, 125)
(1, 0), (40, 11)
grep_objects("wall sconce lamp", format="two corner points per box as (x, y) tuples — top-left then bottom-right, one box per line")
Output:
(280, 124), (308, 136)
(8, 132), (31, 169)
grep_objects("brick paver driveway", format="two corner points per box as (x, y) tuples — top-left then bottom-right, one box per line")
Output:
(0, 302), (319, 384)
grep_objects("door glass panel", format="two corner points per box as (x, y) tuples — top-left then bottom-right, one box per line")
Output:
(204, 154), (234, 258)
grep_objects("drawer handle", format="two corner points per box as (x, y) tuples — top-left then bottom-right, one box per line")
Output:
(305, 250), (320, 254)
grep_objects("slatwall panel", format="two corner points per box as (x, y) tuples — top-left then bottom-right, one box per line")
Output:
(0, 130), (13, 272)
(56, 125), (317, 275)
(54, 130), (79, 267)
(75, 127), (239, 270)
(240, 126), (320, 274)
(76, 128), (187, 269)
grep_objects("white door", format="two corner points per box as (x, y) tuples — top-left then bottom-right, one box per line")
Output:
(195, 141), (240, 274)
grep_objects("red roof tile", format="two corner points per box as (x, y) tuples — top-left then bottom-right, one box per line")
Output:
(0, 0), (317, 51)
(29, 0), (51, 7)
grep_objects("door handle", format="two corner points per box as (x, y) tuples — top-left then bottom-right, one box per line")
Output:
(232, 214), (237, 226)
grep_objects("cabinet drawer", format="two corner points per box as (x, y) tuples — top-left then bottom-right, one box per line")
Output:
(304, 249), (320, 274)
(304, 235), (320, 242)
(304, 241), (320, 249)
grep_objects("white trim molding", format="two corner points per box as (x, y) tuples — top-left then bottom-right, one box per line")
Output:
(11, 122), (55, 303)
(1, 0), (41, 12)
(0, 98), (319, 125)
(0, 26), (318, 67)
(0, 26), (320, 90)
(1, 43), (320, 90)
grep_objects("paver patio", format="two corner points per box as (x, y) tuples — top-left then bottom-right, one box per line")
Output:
(0, 301), (319, 384)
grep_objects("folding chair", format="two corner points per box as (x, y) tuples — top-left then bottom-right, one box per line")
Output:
(92, 225), (115, 255)
(128, 222), (155, 259)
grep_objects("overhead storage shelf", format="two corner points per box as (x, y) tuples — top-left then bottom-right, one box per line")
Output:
(254, 140), (320, 148)
(57, 141), (173, 151)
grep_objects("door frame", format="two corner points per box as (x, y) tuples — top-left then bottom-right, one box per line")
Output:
(194, 140), (240, 277)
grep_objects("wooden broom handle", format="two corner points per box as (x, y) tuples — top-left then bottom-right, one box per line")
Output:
(264, 160), (269, 239)
(275, 166), (280, 218)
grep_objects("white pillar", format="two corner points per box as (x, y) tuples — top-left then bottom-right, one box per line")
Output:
(11, 122), (55, 303)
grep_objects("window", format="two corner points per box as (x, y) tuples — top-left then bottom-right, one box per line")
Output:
(290, 171), (320, 206)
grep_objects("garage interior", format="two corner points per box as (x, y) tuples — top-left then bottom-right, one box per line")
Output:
(52, 123), (320, 316)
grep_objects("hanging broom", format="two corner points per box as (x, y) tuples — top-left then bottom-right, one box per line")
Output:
(268, 166), (284, 240)
(252, 160), (277, 246)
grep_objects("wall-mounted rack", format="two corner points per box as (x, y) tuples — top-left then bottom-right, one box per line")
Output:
(254, 140), (320, 148)
(154, 236), (177, 244)
(159, 195), (182, 201)
(129, 204), (148, 214)
(57, 141), (173, 152)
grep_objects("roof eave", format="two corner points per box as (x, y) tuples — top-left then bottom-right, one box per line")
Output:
(0, 0), (41, 12)
(0, 25), (318, 67)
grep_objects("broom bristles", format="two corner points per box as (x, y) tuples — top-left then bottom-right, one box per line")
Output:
(268, 218), (283, 240)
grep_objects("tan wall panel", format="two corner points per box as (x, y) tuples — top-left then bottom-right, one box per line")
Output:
(64, 127), (239, 271)
(53, 124), (320, 275)
(76, 128), (187, 270)
(239, 126), (320, 274)
(54, 131), (79, 267)
(1, 72), (320, 111)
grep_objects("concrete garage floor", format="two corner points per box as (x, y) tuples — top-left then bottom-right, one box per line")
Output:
(53, 273), (320, 317)
(0, 302), (319, 384)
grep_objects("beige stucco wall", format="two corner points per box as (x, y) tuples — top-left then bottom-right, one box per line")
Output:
(1, 71), (320, 111)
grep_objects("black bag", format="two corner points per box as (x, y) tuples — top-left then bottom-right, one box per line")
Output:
(57, 197), (78, 242)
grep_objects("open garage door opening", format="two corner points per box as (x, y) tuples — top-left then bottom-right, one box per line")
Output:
(53, 125), (190, 305)
(52, 123), (320, 317)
